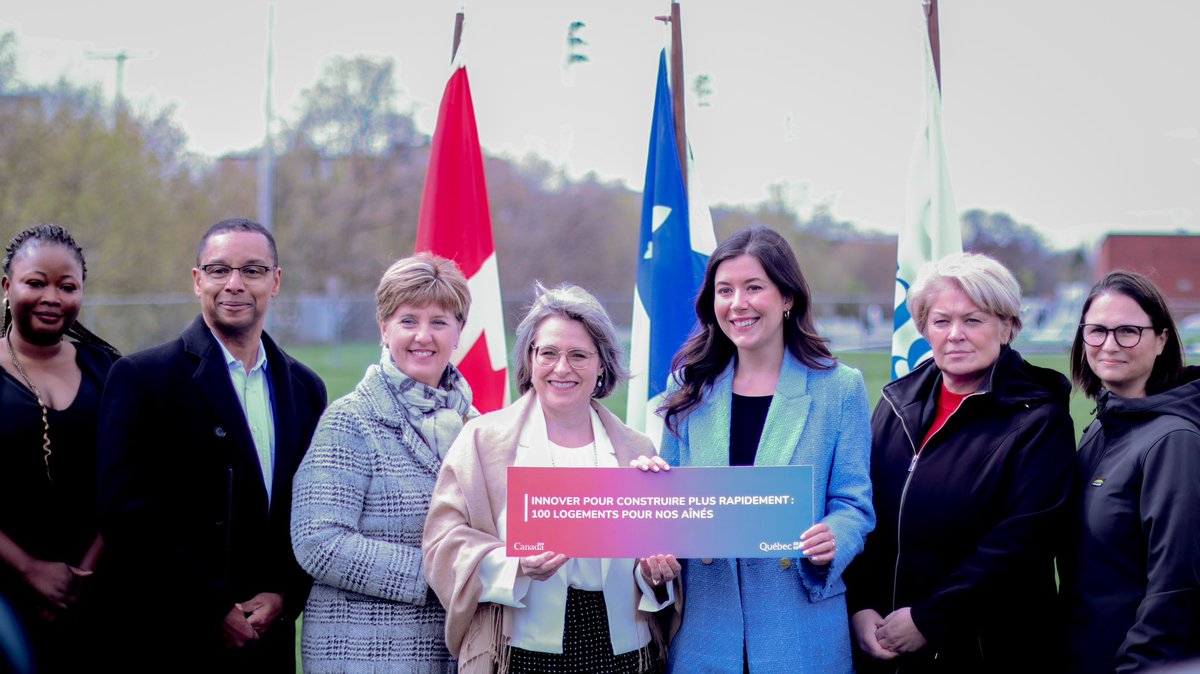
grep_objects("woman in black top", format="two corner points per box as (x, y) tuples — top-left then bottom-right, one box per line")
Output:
(0, 224), (119, 673)
(1060, 270), (1200, 673)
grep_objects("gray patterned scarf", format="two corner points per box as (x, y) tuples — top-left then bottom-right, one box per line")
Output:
(378, 347), (475, 459)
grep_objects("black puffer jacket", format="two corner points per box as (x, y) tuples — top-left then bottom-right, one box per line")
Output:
(846, 346), (1076, 673)
(1060, 366), (1200, 674)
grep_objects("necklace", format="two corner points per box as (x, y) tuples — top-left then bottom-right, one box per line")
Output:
(5, 331), (53, 481)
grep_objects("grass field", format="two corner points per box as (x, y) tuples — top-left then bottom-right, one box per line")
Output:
(287, 343), (1102, 439)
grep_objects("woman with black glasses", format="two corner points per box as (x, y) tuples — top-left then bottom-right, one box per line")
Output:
(1060, 270), (1200, 673)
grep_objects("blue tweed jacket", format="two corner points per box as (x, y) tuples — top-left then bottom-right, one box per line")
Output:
(659, 355), (874, 674)
(291, 363), (471, 673)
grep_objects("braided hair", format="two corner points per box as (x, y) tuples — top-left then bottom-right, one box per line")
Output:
(3, 224), (121, 358)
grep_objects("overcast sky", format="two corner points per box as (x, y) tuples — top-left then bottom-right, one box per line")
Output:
(3, 0), (1198, 250)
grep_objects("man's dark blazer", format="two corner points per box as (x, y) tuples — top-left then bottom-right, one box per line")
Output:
(96, 315), (327, 672)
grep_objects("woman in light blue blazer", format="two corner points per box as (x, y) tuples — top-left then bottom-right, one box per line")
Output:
(638, 225), (874, 673)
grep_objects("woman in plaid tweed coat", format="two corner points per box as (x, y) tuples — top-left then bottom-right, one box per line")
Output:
(291, 254), (477, 673)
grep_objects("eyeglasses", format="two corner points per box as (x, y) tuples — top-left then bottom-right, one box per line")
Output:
(531, 345), (597, 370)
(1079, 324), (1155, 348)
(199, 264), (274, 281)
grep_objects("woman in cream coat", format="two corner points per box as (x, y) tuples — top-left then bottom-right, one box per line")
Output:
(423, 283), (676, 674)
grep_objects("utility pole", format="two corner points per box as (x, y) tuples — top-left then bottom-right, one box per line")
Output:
(86, 48), (151, 110)
(257, 3), (276, 235)
(257, 4), (277, 336)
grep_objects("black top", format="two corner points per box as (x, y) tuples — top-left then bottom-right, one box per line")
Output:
(729, 393), (772, 466)
(1060, 367), (1200, 674)
(0, 341), (116, 604)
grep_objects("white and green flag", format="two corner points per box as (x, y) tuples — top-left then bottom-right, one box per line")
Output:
(892, 20), (962, 380)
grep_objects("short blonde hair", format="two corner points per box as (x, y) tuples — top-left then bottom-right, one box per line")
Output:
(907, 252), (1023, 341)
(375, 253), (471, 325)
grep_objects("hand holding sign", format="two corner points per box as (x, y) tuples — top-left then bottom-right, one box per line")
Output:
(637, 554), (681, 586)
(519, 551), (569, 582)
(629, 454), (671, 472)
(800, 522), (837, 566)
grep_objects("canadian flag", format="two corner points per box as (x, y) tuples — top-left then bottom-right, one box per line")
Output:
(416, 58), (509, 412)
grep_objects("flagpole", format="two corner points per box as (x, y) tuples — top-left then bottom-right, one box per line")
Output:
(924, 0), (941, 91)
(452, 11), (464, 62)
(669, 2), (688, 195)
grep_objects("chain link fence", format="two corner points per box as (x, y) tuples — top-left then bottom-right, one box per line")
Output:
(86, 293), (1200, 357)
(80, 293), (899, 354)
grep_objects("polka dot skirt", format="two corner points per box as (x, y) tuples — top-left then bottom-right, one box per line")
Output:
(508, 588), (665, 674)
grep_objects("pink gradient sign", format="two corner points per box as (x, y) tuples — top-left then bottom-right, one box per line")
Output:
(505, 466), (814, 558)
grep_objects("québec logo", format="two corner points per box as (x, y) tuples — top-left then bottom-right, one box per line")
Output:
(758, 540), (803, 552)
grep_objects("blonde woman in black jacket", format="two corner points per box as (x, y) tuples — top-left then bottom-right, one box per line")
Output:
(846, 253), (1075, 673)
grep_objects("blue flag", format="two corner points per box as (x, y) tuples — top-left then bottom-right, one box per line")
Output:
(627, 50), (713, 440)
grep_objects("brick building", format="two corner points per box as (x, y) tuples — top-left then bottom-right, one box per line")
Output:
(1097, 233), (1200, 318)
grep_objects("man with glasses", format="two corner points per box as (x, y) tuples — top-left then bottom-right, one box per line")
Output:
(97, 218), (327, 673)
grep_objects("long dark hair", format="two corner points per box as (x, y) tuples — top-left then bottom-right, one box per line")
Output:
(3, 224), (121, 358)
(659, 226), (834, 435)
(1070, 269), (1183, 399)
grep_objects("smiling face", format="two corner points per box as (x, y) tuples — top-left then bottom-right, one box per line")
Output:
(192, 230), (280, 341)
(924, 283), (1012, 394)
(1082, 292), (1166, 399)
(380, 302), (462, 388)
(712, 254), (792, 358)
(2, 242), (84, 345)
(529, 315), (603, 418)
